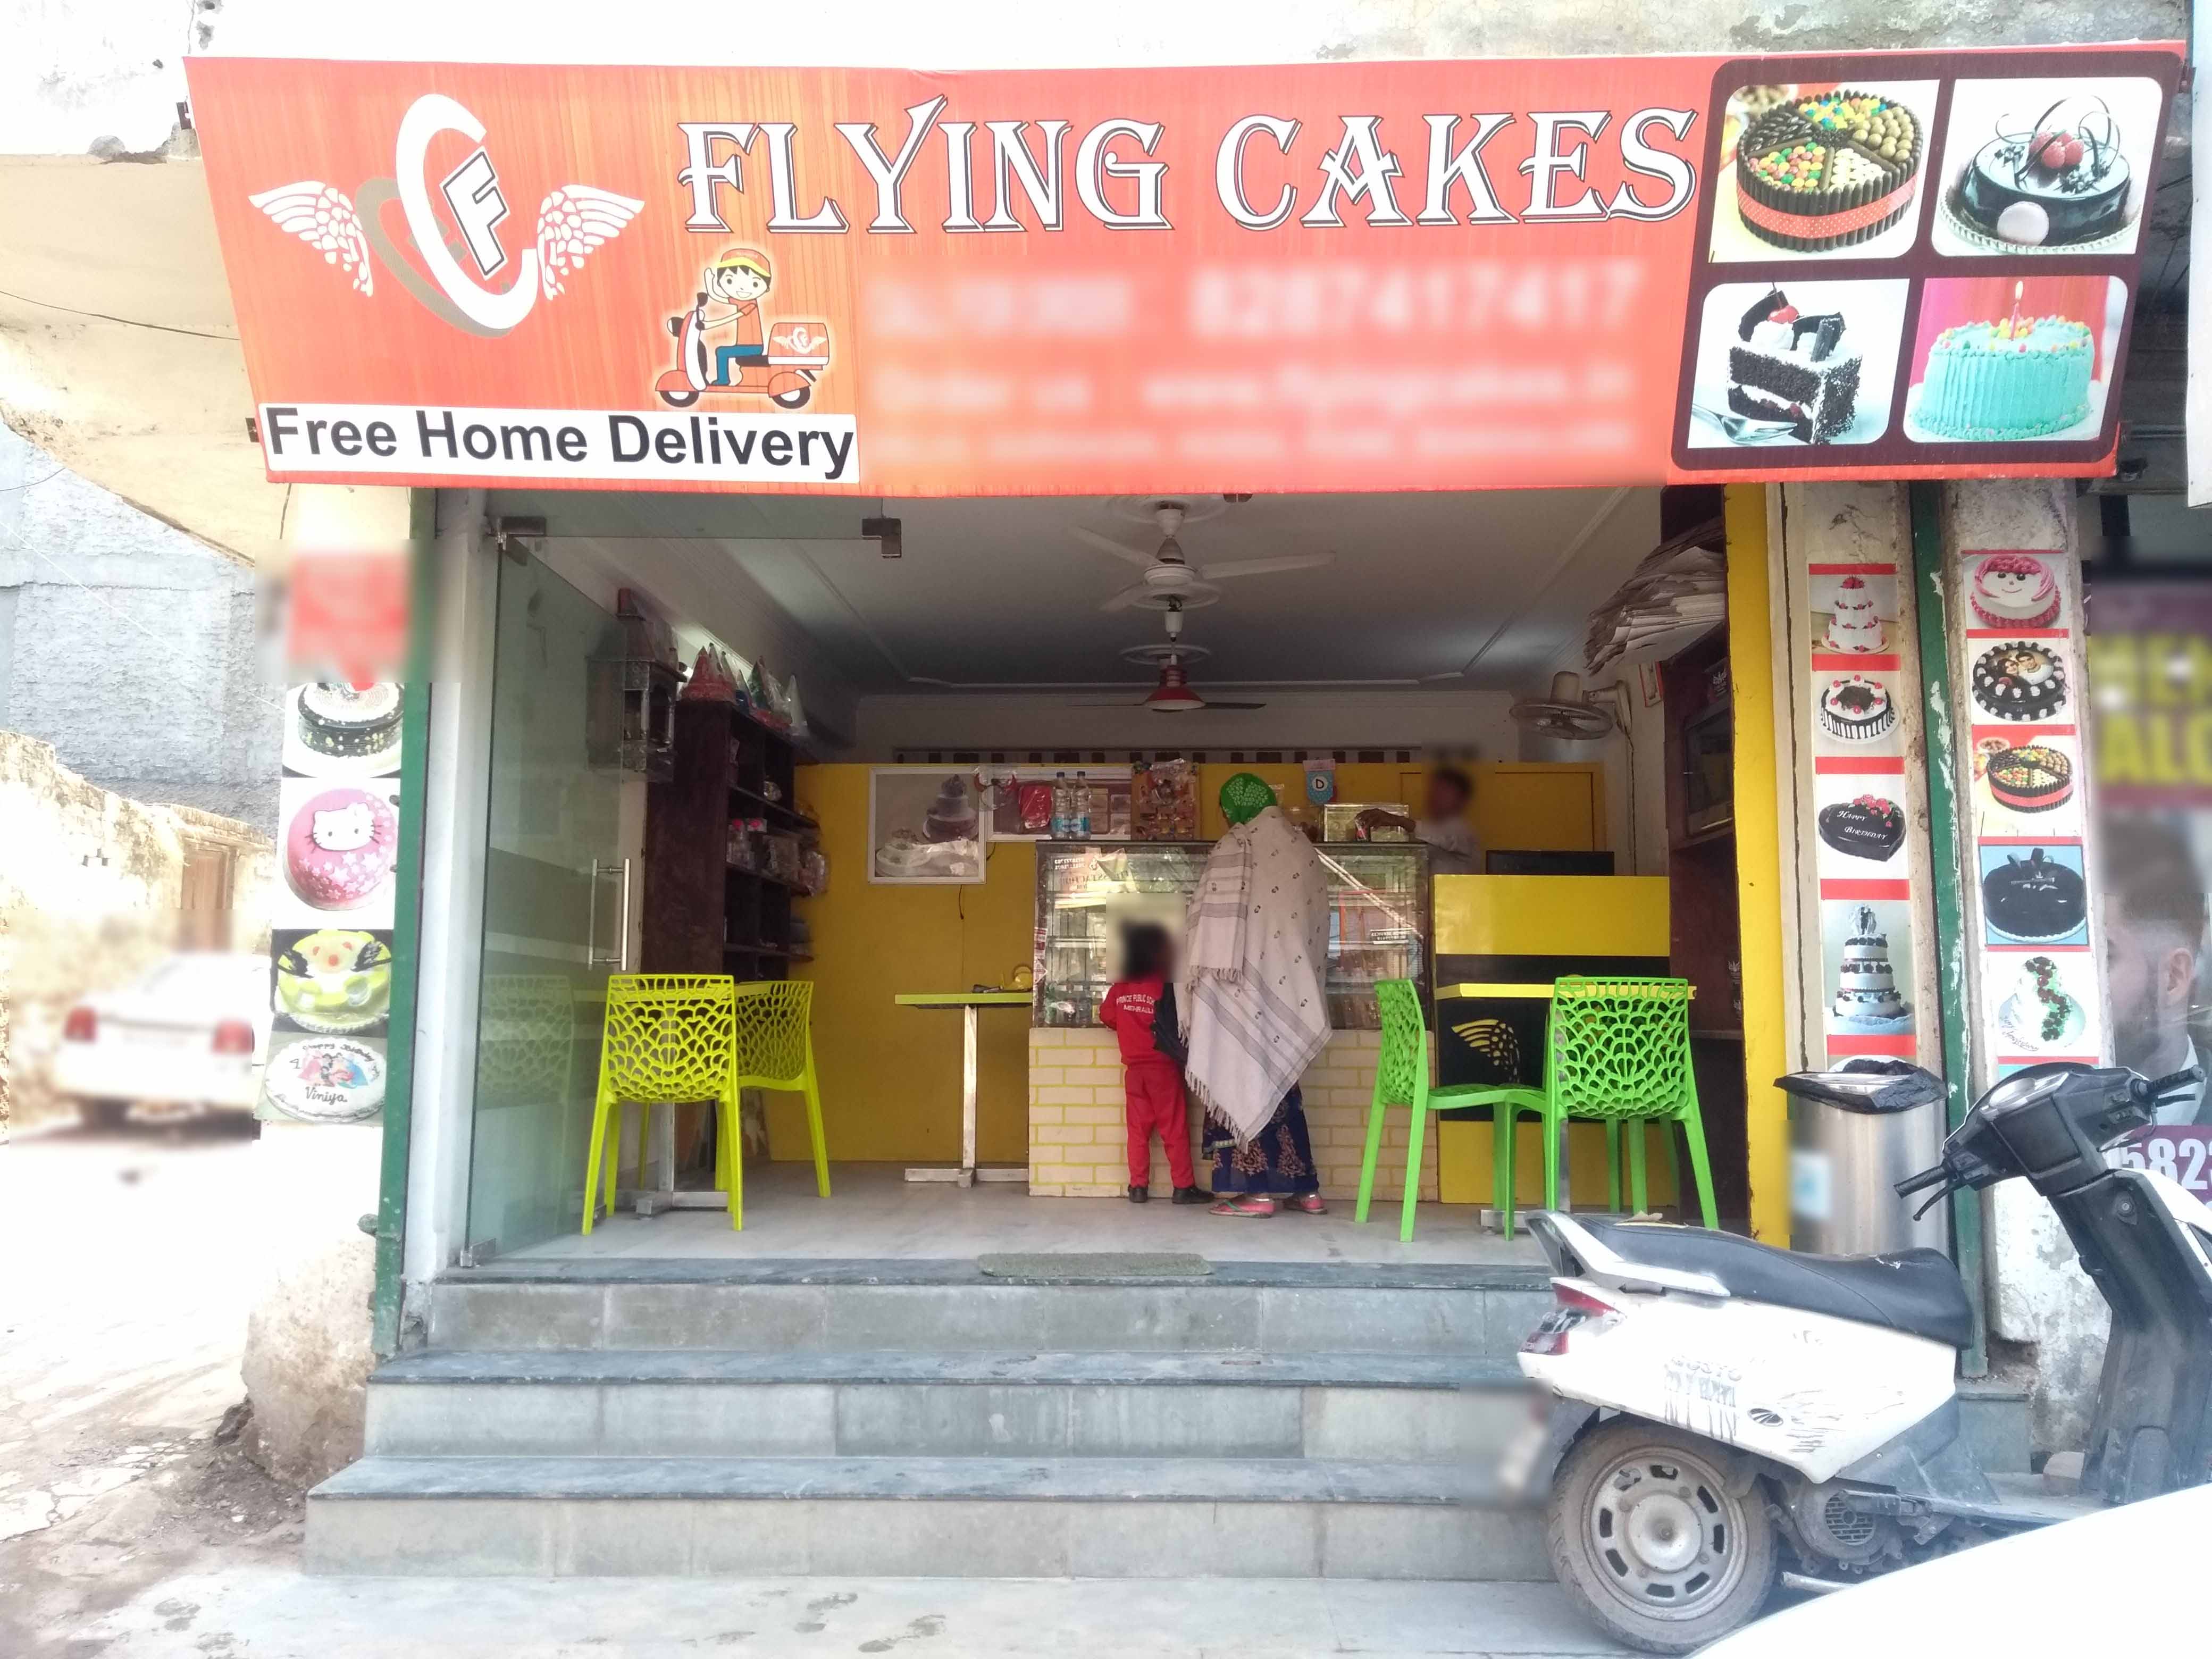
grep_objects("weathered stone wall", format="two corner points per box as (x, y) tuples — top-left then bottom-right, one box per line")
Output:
(0, 421), (280, 831)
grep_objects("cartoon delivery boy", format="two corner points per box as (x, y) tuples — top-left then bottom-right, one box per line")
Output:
(678, 247), (774, 387)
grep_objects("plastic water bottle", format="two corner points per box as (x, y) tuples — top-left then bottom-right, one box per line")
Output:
(1051, 771), (1070, 839)
(1074, 770), (1093, 838)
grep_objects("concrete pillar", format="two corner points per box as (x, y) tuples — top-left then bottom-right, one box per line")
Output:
(1932, 480), (2107, 1455)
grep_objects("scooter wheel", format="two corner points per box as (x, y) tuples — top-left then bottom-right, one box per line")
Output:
(769, 383), (812, 410)
(658, 388), (701, 409)
(1544, 1417), (1778, 1654)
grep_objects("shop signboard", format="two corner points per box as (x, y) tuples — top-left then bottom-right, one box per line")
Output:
(2087, 583), (2212, 1178)
(185, 46), (2177, 497)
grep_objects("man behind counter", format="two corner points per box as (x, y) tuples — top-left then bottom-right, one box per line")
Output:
(1357, 767), (1480, 875)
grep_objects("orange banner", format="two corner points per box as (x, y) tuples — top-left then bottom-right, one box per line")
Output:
(185, 47), (2179, 496)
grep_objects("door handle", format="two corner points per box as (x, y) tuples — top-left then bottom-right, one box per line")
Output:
(586, 858), (629, 970)
(616, 857), (635, 973)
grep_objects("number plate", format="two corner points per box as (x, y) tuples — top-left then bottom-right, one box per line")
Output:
(2112, 1128), (2212, 1199)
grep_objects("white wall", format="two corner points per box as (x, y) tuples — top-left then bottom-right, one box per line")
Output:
(1515, 644), (1674, 876)
(851, 686), (1516, 761)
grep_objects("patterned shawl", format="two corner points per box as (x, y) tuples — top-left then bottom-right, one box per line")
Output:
(1177, 805), (1331, 1144)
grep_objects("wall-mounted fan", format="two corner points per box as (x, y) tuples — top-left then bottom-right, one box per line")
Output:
(1071, 500), (1334, 613)
(1509, 672), (1626, 743)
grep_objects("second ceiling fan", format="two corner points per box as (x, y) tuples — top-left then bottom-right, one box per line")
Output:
(1072, 499), (1335, 613)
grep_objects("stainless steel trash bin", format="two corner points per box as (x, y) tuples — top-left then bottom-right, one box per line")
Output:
(1783, 1059), (1948, 1254)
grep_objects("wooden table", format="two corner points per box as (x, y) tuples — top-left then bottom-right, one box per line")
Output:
(893, 991), (1034, 1187)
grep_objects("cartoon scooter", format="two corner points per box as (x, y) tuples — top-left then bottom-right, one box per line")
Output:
(656, 293), (831, 412)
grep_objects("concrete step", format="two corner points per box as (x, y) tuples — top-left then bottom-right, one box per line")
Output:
(365, 1350), (1530, 1461)
(307, 1454), (1544, 1579)
(423, 1259), (1554, 1358)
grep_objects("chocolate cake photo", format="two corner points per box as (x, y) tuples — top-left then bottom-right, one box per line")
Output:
(1688, 279), (1908, 450)
(1981, 847), (2088, 944)
(1933, 78), (2163, 257)
(1817, 794), (1906, 862)
(1712, 81), (1936, 261)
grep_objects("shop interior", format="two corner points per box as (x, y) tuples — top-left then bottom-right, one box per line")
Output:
(460, 483), (1750, 1264)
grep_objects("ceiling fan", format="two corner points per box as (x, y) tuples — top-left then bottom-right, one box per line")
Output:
(1065, 605), (1267, 713)
(1071, 500), (1334, 613)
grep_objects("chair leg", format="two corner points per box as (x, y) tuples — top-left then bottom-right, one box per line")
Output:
(1663, 1121), (1683, 1216)
(1496, 1104), (1519, 1239)
(1605, 1121), (1622, 1213)
(802, 1071), (832, 1199)
(723, 1091), (744, 1230)
(1678, 1108), (1719, 1229)
(1399, 1100), (1427, 1244)
(603, 1105), (624, 1220)
(631, 1100), (653, 1206)
(581, 1089), (613, 1235)
(1628, 1122), (1649, 1213)
(1541, 1105), (1563, 1213)
(1355, 1083), (1389, 1224)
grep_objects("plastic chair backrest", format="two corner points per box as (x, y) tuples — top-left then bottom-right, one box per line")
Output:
(1371, 979), (1428, 1108)
(601, 974), (738, 1101)
(732, 979), (814, 1090)
(476, 974), (576, 1110)
(1545, 976), (1694, 1121)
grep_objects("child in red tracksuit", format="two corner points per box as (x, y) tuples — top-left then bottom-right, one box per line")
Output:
(1099, 923), (1203, 1205)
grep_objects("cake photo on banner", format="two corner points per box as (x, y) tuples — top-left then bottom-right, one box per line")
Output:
(1685, 279), (1907, 449)
(1710, 81), (1936, 262)
(1985, 950), (2094, 1057)
(1971, 732), (2084, 837)
(273, 775), (400, 929)
(1813, 773), (1907, 866)
(282, 678), (404, 778)
(1932, 76), (2164, 257)
(1904, 274), (2125, 444)
(1824, 900), (1915, 1037)
(1967, 551), (2063, 631)
(1979, 845), (2089, 945)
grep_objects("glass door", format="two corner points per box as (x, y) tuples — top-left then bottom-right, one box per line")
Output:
(465, 554), (629, 1257)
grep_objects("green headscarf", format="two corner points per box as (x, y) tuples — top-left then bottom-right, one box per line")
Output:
(1218, 772), (1276, 827)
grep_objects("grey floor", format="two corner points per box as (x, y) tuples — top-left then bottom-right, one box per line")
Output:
(76, 1569), (1631, 1656)
(510, 1162), (1544, 1266)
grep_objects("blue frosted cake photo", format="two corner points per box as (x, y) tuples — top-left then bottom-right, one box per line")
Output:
(1915, 314), (2093, 440)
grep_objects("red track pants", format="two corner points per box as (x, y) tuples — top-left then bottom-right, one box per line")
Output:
(1123, 1063), (1195, 1187)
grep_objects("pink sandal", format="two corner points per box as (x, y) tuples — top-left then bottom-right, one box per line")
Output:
(1283, 1193), (1327, 1215)
(1210, 1195), (1276, 1217)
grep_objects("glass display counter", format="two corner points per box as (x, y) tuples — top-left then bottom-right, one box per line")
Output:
(1034, 841), (1429, 1029)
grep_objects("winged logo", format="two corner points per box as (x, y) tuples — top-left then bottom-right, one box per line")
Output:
(248, 182), (373, 295)
(535, 186), (646, 299)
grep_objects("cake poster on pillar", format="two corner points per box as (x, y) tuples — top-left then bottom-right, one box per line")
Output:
(259, 679), (401, 1125)
(1804, 556), (1919, 1057)
(1958, 547), (2102, 1074)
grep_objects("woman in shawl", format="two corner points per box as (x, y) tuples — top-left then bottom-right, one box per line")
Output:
(1165, 773), (1330, 1217)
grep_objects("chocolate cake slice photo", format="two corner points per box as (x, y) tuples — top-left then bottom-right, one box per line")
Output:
(1724, 287), (1864, 444)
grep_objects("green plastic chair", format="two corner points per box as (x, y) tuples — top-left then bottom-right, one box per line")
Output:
(1496, 976), (1717, 1237)
(582, 974), (742, 1233)
(1356, 979), (1544, 1243)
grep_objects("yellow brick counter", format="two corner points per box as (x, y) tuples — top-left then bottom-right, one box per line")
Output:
(1025, 1027), (1434, 1202)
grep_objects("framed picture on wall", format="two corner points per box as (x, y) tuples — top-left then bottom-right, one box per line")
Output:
(869, 767), (987, 884)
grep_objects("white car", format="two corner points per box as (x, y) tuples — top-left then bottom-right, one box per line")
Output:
(50, 952), (272, 1126)
(1695, 1479), (2212, 1655)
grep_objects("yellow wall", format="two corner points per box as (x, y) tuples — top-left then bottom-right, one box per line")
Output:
(781, 766), (1035, 1165)
(784, 759), (1606, 1166)
(1725, 483), (1791, 1242)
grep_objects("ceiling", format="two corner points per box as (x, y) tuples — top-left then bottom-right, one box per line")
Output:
(523, 488), (1665, 698)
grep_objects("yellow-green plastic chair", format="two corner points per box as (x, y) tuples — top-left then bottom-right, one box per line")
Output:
(725, 979), (831, 1208)
(1356, 979), (1544, 1243)
(1496, 976), (1717, 1237)
(583, 975), (742, 1233)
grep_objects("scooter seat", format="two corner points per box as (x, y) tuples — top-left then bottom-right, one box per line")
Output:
(1570, 1216), (1973, 1349)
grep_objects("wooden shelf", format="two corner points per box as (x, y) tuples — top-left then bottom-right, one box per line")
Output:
(726, 863), (811, 895)
(730, 783), (817, 831)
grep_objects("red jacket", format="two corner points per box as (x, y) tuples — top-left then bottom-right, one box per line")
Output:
(1100, 976), (1175, 1068)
